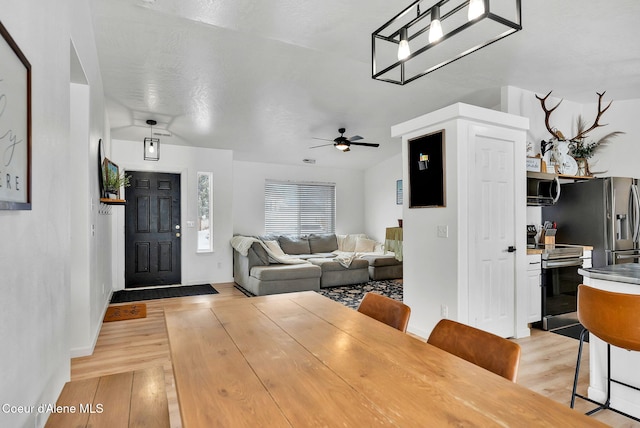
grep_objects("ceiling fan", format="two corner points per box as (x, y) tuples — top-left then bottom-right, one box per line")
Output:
(310, 128), (380, 152)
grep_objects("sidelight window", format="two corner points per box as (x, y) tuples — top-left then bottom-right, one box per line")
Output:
(197, 172), (213, 252)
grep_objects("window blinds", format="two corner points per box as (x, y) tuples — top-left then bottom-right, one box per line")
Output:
(265, 180), (336, 235)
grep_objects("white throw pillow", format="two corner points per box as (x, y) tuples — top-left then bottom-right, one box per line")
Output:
(264, 240), (285, 256)
(354, 237), (376, 253)
(341, 233), (367, 252)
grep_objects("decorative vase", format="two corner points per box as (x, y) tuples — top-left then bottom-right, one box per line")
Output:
(575, 158), (589, 177)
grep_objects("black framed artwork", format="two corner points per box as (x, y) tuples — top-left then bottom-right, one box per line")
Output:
(0, 21), (32, 210)
(408, 130), (445, 208)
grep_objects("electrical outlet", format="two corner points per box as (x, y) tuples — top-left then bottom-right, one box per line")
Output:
(440, 304), (448, 319)
(437, 225), (449, 238)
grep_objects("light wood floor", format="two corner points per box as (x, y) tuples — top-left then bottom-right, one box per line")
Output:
(71, 283), (639, 427)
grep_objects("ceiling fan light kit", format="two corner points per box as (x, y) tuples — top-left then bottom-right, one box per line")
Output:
(144, 119), (160, 161)
(372, 0), (522, 85)
(310, 127), (380, 153)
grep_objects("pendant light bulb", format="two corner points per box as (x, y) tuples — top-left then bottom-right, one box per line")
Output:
(397, 27), (411, 61)
(468, 0), (485, 20)
(429, 6), (443, 43)
(148, 142), (155, 153)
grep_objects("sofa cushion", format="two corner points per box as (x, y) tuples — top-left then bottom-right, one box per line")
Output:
(250, 242), (270, 265)
(360, 255), (403, 267)
(354, 237), (376, 253)
(278, 235), (311, 255)
(308, 234), (338, 253)
(263, 240), (285, 257)
(251, 263), (321, 281)
(308, 258), (369, 272)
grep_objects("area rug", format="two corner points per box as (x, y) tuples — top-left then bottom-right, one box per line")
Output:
(110, 284), (218, 303)
(104, 303), (147, 322)
(316, 280), (403, 309)
(551, 324), (589, 342)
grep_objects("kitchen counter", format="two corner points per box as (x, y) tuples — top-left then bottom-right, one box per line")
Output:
(579, 263), (640, 286)
(526, 243), (593, 256)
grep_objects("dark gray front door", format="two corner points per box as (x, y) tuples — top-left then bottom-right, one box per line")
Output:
(125, 171), (181, 288)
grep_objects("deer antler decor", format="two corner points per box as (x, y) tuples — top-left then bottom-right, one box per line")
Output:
(535, 91), (564, 140)
(570, 92), (612, 142)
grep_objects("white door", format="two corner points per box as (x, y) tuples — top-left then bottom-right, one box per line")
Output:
(468, 130), (516, 337)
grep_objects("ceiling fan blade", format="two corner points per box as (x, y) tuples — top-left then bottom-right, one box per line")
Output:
(349, 142), (380, 147)
(349, 135), (364, 142)
(309, 143), (334, 149)
(312, 137), (334, 142)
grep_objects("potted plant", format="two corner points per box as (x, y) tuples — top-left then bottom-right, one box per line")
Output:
(103, 169), (131, 199)
(568, 118), (624, 176)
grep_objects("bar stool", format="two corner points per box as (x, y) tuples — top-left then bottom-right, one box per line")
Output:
(570, 284), (640, 422)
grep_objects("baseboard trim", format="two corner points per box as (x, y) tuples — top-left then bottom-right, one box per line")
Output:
(70, 291), (112, 358)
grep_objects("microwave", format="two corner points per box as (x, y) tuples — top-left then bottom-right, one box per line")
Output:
(527, 172), (560, 206)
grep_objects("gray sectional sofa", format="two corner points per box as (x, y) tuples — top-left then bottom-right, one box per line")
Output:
(232, 233), (402, 296)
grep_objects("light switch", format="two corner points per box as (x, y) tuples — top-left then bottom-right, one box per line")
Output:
(437, 225), (448, 238)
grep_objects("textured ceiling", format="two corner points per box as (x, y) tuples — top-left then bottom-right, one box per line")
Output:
(89, 0), (640, 170)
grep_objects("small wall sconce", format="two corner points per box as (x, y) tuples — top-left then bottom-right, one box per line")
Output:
(144, 119), (160, 161)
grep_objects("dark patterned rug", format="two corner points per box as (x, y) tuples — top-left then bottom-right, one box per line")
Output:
(316, 280), (403, 309)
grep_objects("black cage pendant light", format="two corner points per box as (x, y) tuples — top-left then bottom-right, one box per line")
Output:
(144, 119), (160, 161)
(372, 0), (522, 85)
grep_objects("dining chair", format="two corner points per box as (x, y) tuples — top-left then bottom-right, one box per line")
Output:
(570, 284), (640, 422)
(357, 292), (411, 332)
(427, 319), (521, 382)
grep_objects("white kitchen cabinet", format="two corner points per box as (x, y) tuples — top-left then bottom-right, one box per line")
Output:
(526, 254), (542, 323)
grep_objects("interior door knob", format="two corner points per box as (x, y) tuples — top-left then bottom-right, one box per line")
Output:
(507, 246), (517, 253)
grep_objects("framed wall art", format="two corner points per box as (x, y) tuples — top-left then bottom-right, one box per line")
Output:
(408, 130), (445, 208)
(0, 21), (32, 210)
(396, 179), (402, 205)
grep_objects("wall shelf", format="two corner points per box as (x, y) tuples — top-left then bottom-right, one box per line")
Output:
(100, 198), (126, 205)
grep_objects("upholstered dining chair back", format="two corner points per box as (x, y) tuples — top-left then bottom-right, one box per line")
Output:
(427, 319), (521, 382)
(357, 292), (411, 332)
(577, 284), (640, 351)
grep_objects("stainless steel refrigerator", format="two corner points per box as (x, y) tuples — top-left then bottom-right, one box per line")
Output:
(542, 177), (640, 267)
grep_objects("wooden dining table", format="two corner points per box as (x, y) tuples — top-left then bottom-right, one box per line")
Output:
(165, 291), (606, 427)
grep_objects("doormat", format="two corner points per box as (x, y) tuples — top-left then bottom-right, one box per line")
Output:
(110, 284), (218, 304)
(104, 303), (147, 322)
(551, 324), (589, 342)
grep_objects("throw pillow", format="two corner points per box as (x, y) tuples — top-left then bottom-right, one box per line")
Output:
(263, 240), (285, 257)
(354, 237), (376, 253)
(341, 234), (367, 252)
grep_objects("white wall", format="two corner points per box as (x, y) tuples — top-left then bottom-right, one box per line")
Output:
(363, 152), (403, 243)
(111, 141), (235, 288)
(233, 161), (365, 236)
(0, 0), (108, 426)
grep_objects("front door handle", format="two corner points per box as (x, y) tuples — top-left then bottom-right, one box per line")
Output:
(507, 246), (516, 253)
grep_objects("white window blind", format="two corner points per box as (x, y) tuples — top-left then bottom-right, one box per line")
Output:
(265, 180), (336, 235)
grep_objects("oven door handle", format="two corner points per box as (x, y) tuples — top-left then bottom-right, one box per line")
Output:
(542, 259), (583, 269)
